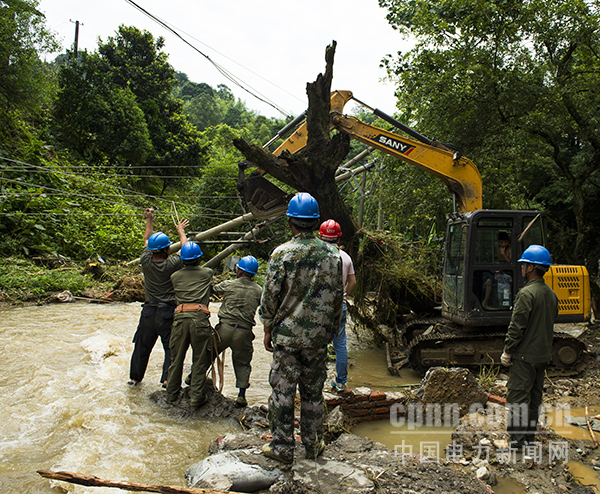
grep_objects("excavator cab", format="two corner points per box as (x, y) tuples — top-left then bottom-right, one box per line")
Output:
(443, 209), (591, 327)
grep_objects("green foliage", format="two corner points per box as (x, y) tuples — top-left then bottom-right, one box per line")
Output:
(53, 55), (153, 164)
(0, 155), (150, 260)
(52, 26), (206, 192)
(379, 0), (600, 262)
(174, 72), (288, 144)
(0, 0), (59, 116)
(352, 230), (443, 328)
(0, 257), (93, 302)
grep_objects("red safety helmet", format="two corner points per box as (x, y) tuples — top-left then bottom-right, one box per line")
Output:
(319, 219), (342, 240)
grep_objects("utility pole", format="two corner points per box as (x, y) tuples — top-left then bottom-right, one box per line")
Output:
(70, 20), (81, 61)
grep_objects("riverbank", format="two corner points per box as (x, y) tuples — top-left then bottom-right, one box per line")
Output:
(0, 256), (143, 307)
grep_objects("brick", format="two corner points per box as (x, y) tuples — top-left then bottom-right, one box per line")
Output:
(369, 390), (387, 401)
(355, 401), (378, 409)
(369, 414), (390, 422)
(373, 399), (395, 408)
(325, 398), (344, 407)
(371, 407), (391, 415)
(348, 395), (369, 404)
(347, 409), (370, 418)
(355, 415), (378, 422)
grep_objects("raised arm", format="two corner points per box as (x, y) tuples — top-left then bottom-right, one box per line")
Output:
(176, 218), (190, 246)
(143, 208), (154, 246)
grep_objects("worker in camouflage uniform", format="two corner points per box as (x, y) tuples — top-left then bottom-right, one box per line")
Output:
(259, 193), (344, 464)
(166, 242), (214, 408)
(213, 255), (262, 407)
(501, 245), (558, 447)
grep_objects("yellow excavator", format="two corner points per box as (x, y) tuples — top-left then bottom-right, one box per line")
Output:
(241, 90), (592, 375)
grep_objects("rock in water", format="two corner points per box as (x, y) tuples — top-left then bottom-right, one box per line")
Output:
(186, 449), (281, 492)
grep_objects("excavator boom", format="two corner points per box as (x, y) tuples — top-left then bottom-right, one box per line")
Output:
(330, 112), (482, 212)
(270, 90), (482, 212)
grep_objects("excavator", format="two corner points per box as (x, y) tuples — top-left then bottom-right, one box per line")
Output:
(240, 90), (592, 376)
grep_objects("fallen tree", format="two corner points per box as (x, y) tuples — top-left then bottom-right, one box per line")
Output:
(232, 41), (358, 243)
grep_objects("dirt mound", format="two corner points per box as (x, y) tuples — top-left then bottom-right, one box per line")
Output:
(108, 274), (145, 302)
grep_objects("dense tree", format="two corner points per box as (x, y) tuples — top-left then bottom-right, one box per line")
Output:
(379, 0), (600, 262)
(53, 55), (153, 164)
(0, 0), (58, 116)
(53, 26), (205, 193)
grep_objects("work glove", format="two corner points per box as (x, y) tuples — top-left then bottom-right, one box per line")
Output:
(500, 351), (512, 367)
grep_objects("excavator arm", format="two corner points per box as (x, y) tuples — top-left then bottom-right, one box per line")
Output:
(241, 90), (482, 216)
(329, 111), (482, 212)
(268, 90), (482, 213)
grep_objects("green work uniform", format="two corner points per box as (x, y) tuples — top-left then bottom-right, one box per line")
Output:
(259, 232), (344, 461)
(166, 265), (213, 406)
(504, 277), (559, 445)
(212, 276), (262, 389)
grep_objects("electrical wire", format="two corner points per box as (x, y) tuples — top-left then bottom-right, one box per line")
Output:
(1, 157), (194, 208)
(0, 176), (241, 220)
(124, 0), (292, 118)
(1, 167), (239, 180)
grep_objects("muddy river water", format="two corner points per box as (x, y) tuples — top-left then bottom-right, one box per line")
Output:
(0, 302), (422, 494)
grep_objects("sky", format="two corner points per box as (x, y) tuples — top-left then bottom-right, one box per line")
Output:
(37, 0), (414, 120)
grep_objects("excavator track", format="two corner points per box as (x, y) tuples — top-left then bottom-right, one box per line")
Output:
(405, 321), (588, 377)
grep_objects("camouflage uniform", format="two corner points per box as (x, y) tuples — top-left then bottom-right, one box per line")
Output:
(167, 265), (213, 406)
(213, 276), (262, 388)
(505, 277), (558, 445)
(259, 232), (343, 461)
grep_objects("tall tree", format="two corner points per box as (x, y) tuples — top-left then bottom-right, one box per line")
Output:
(379, 0), (600, 261)
(0, 0), (58, 113)
(53, 26), (205, 192)
(0, 0), (58, 149)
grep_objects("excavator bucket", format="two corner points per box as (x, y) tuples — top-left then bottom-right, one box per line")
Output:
(238, 166), (290, 219)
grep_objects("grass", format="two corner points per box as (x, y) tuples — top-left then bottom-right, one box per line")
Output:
(0, 257), (140, 305)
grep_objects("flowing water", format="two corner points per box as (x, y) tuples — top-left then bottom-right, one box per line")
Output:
(0, 302), (240, 494)
(0, 302), (421, 494)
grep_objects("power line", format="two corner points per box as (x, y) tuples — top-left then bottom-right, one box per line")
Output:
(1, 167), (239, 180)
(0, 210), (239, 220)
(0, 192), (240, 199)
(1, 157), (193, 208)
(124, 0), (292, 118)
(0, 176), (243, 218)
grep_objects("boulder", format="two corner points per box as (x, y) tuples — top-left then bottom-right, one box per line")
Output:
(414, 367), (488, 416)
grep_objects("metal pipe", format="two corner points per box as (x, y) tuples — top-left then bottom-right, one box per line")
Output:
(203, 219), (278, 269)
(126, 206), (287, 265)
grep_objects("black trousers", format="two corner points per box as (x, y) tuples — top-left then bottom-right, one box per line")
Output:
(129, 303), (174, 383)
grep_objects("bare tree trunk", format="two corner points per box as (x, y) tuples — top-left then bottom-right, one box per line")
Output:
(37, 470), (243, 494)
(232, 41), (358, 243)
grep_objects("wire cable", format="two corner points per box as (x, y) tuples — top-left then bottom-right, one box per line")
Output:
(1, 157), (194, 208)
(124, 0), (292, 118)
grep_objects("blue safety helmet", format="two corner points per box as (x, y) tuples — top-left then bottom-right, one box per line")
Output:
(518, 245), (552, 266)
(236, 255), (258, 275)
(286, 192), (320, 219)
(147, 232), (172, 251)
(180, 242), (203, 260)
